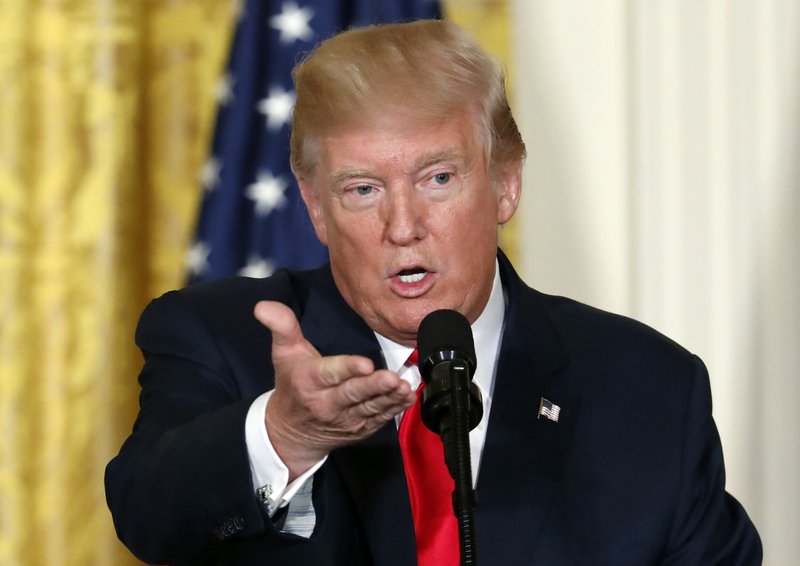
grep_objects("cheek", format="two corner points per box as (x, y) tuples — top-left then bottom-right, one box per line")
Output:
(452, 202), (501, 260)
(461, 193), (502, 235)
(325, 213), (381, 258)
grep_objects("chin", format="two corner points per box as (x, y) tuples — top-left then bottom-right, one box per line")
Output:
(378, 311), (423, 342)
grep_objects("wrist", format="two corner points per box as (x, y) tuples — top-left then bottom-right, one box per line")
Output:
(265, 407), (328, 481)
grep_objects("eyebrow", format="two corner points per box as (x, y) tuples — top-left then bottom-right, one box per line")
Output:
(413, 149), (464, 171)
(329, 168), (374, 186)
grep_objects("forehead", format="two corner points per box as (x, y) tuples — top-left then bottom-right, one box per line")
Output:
(314, 113), (484, 178)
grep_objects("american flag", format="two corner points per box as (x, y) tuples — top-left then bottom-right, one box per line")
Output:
(187, 0), (442, 283)
(538, 397), (561, 422)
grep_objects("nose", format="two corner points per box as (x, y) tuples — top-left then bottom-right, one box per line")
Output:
(383, 186), (426, 246)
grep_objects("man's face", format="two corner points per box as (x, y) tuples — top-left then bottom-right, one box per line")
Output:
(298, 112), (521, 345)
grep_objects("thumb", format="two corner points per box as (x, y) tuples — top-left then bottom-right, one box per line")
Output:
(253, 300), (319, 358)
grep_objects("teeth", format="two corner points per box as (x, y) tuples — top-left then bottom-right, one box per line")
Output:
(398, 272), (425, 283)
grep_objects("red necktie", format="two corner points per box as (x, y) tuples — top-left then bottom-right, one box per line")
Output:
(398, 349), (459, 565)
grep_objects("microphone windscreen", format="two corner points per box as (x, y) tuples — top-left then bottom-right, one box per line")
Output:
(417, 309), (476, 368)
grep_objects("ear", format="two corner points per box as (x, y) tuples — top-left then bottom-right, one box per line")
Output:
(298, 177), (328, 245)
(495, 162), (522, 225)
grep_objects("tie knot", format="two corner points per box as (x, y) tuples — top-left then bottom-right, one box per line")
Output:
(406, 348), (419, 366)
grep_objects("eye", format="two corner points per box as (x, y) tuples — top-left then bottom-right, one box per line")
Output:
(341, 183), (381, 209)
(432, 172), (451, 185)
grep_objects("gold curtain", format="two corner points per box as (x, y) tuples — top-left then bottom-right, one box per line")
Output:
(0, 1), (236, 564)
(0, 1), (509, 564)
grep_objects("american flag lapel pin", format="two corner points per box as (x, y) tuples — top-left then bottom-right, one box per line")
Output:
(538, 397), (561, 422)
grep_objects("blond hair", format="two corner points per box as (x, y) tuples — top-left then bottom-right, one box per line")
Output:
(290, 19), (526, 180)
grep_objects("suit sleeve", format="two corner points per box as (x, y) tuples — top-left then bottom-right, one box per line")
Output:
(104, 290), (300, 563)
(661, 356), (762, 565)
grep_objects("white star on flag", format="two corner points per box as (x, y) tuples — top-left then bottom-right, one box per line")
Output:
(200, 157), (222, 192)
(238, 256), (276, 278)
(256, 86), (295, 131)
(186, 241), (211, 276)
(270, 2), (315, 44)
(246, 171), (289, 215)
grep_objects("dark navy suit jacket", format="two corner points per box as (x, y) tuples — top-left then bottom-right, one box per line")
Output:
(105, 252), (761, 564)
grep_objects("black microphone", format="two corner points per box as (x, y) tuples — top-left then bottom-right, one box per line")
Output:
(417, 309), (482, 565)
(417, 309), (483, 438)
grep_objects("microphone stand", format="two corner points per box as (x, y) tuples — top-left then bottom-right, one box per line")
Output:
(422, 360), (482, 566)
(448, 361), (479, 566)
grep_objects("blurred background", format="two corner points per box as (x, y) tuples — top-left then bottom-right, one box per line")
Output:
(0, 0), (796, 564)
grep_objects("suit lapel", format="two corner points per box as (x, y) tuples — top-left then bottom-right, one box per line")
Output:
(299, 268), (417, 566)
(475, 254), (579, 563)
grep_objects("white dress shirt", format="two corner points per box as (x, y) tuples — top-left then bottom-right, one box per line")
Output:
(244, 261), (506, 517)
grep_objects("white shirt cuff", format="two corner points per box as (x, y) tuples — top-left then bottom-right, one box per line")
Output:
(245, 390), (327, 516)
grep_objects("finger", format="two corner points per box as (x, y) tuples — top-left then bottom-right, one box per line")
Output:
(334, 370), (415, 411)
(356, 388), (416, 419)
(316, 355), (375, 387)
(346, 384), (416, 423)
(253, 300), (318, 357)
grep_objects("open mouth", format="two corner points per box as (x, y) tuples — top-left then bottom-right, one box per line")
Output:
(396, 268), (427, 284)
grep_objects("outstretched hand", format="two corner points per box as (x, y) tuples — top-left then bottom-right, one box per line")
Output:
(253, 301), (416, 480)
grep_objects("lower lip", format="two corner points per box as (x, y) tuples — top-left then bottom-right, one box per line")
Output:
(389, 272), (435, 297)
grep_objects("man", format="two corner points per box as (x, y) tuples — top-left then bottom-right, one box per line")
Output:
(106, 19), (761, 565)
